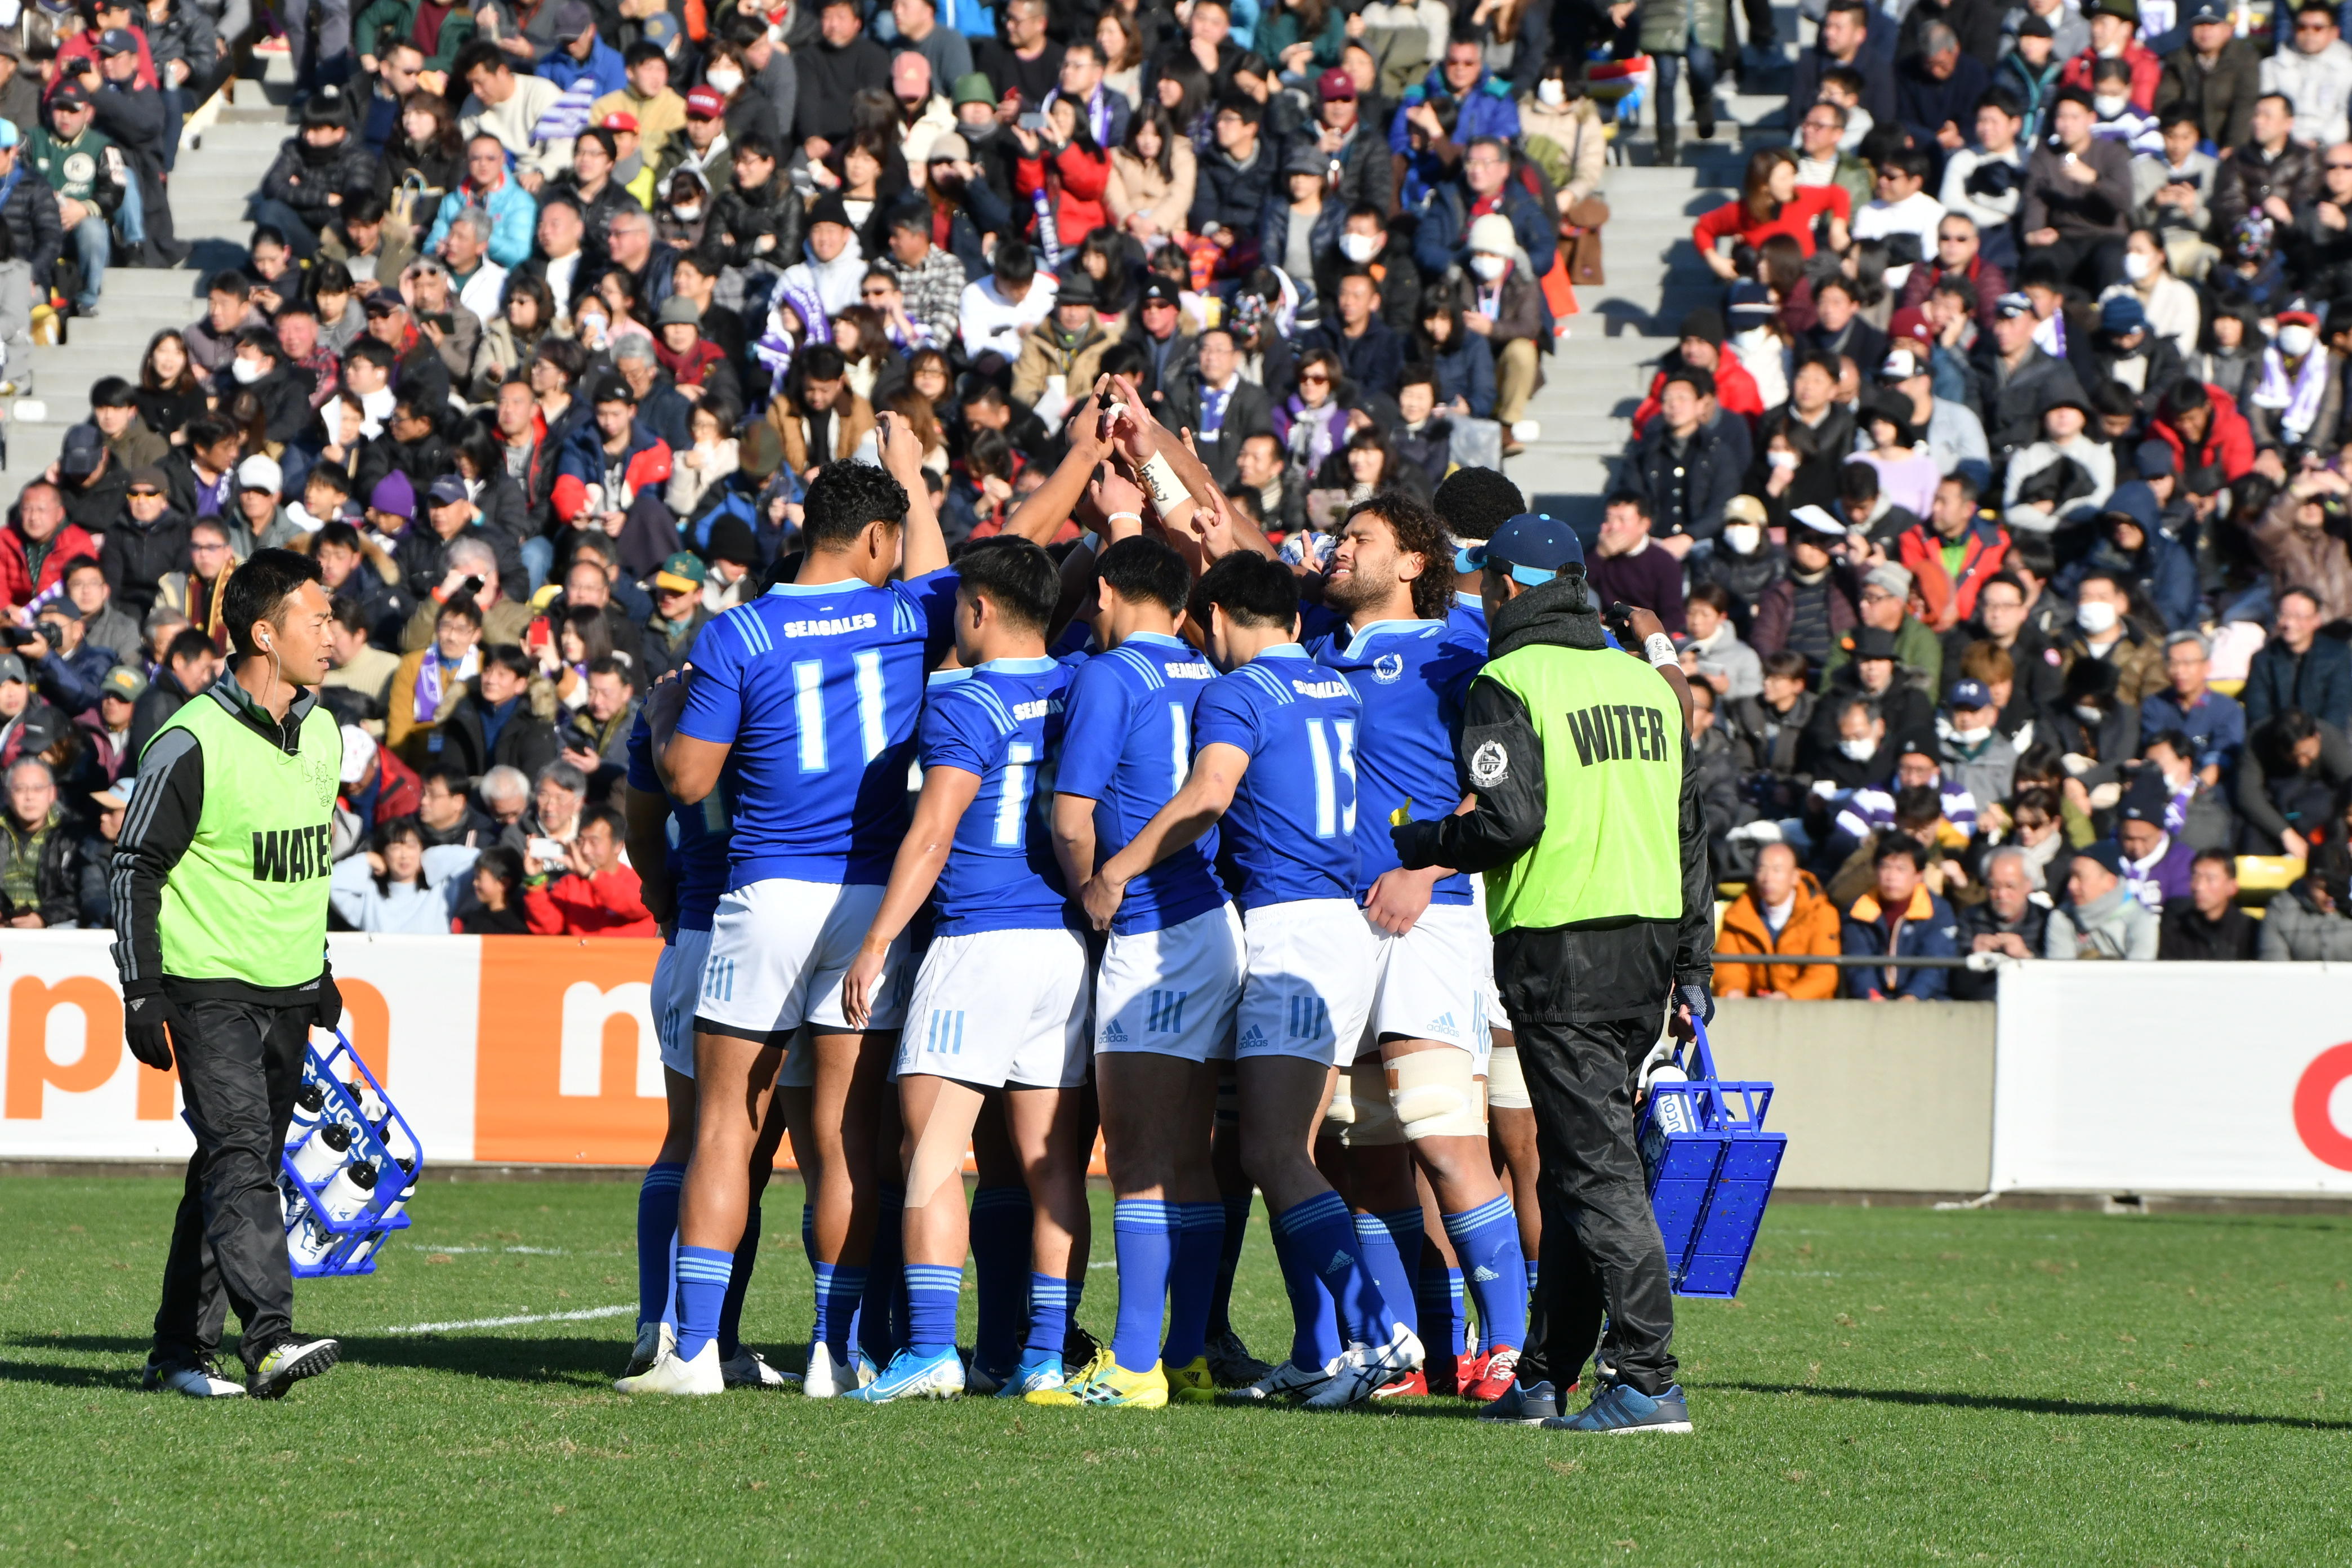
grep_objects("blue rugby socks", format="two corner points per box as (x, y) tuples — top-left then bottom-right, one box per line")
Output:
(1444, 1195), (1529, 1351)
(634, 1162), (684, 1330)
(969, 1186), (1033, 1376)
(1160, 1202), (1224, 1369)
(1108, 1198), (1173, 1371)
(672, 1245), (733, 1363)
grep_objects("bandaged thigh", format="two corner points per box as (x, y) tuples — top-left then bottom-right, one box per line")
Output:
(1387, 1047), (1484, 1141)
(1485, 1043), (1533, 1112)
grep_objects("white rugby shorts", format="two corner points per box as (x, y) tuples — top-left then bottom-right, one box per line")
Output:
(1234, 898), (1378, 1067)
(897, 926), (1091, 1089)
(1360, 899), (1487, 1060)
(1095, 902), (1245, 1063)
(653, 925), (712, 1079)
(696, 878), (908, 1044)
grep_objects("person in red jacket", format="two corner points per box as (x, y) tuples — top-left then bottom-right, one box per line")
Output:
(1897, 472), (2012, 631)
(0, 483), (100, 611)
(1012, 96), (1111, 251)
(2058, 0), (2160, 110)
(1695, 146), (1851, 278)
(1630, 308), (1766, 434)
(524, 803), (658, 936)
(2146, 379), (2255, 492)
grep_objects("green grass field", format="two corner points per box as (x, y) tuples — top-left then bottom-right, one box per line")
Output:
(1, 1177), (2346, 1566)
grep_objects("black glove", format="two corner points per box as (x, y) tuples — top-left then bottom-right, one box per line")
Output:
(312, 971), (344, 1034)
(1676, 981), (1715, 1028)
(124, 990), (183, 1072)
(1389, 818), (1445, 871)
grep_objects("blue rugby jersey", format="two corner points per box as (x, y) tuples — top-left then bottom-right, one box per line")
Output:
(625, 705), (730, 933)
(1188, 645), (1362, 912)
(676, 571), (960, 888)
(1307, 617), (1485, 907)
(1053, 630), (1227, 935)
(919, 654), (1081, 936)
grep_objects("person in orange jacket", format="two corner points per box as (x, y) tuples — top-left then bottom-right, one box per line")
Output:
(523, 803), (658, 936)
(1714, 840), (1844, 999)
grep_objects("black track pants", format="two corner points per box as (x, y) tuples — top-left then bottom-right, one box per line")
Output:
(152, 993), (310, 1370)
(1513, 1012), (1680, 1398)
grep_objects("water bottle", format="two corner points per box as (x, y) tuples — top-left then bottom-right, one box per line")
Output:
(287, 1214), (336, 1267)
(319, 1160), (380, 1223)
(381, 1117), (420, 1169)
(355, 1084), (389, 1125)
(291, 1122), (351, 1187)
(1649, 1063), (1695, 1137)
(289, 1080), (327, 1133)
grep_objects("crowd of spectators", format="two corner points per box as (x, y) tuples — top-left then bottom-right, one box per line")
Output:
(0, 0), (1616, 937)
(1640, 0), (2352, 988)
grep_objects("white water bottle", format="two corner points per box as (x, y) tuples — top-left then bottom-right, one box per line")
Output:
(1649, 1063), (1695, 1136)
(319, 1160), (380, 1223)
(287, 1214), (336, 1266)
(291, 1122), (351, 1187)
(289, 1080), (327, 1133)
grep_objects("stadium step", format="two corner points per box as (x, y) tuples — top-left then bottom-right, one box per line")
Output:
(0, 57), (297, 504)
(1503, 6), (1799, 514)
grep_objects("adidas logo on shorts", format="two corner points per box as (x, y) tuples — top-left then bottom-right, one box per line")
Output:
(1239, 1025), (1268, 1050)
(1429, 1012), (1458, 1036)
(1101, 1021), (1129, 1045)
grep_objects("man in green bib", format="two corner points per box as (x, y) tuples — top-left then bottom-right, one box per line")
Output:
(113, 548), (348, 1400)
(1391, 512), (1712, 1436)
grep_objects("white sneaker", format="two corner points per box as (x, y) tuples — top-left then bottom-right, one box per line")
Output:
(1509, 420), (1542, 443)
(719, 1348), (800, 1389)
(614, 1339), (723, 1396)
(142, 1357), (245, 1398)
(1218, 1355), (1338, 1405)
(622, 1320), (674, 1379)
(1302, 1325), (1424, 1410)
(803, 1341), (850, 1398)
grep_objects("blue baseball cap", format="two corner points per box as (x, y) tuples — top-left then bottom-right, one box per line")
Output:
(1460, 512), (1584, 586)
(1948, 678), (1994, 711)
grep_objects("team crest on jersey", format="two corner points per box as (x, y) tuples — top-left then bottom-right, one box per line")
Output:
(1371, 652), (1405, 683)
(1469, 740), (1508, 787)
(62, 150), (96, 185)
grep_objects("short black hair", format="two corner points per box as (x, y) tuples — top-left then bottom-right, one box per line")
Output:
(1431, 466), (1525, 542)
(800, 460), (910, 551)
(1095, 534), (1190, 613)
(586, 652), (637, 688)
(484, 643), (534, 680)
(316, 521), (364, 555)
(993, 239), (1036, 287)
(956, 536), (1060, 634)
(1605, 488), (1652, 519)
(1214, 93), (1262, 127)
(436, 594), (484, 629)
(223, 547), (325, 658)
(1873, 835), (1924, 871)
(798, 342), (847, 382)
(234, 327), (281, 361)
(89, 375), (136, 408)
(166, 627), (216, 668)
(1195, 550), (1298, 630)
(208, 269), (251, 299)
(184, 414), (237, 453)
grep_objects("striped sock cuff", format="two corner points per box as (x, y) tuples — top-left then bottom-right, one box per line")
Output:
(641, 1162), (685, 1190)
(675, 1245), (734, 1286)
(1275, 1190), (1348, 1236)
(903, 1263), (964, 1290)
(1373, 1208), (1423, 1243)
(1113, 1198), (1174, 1232)
(1414, 1268), (1453, 1305)
(1442, 1193), (1516, 1239)
(1028, 1273), (1068, 1308)
(1352, 1213), (1394, 1240)
(826, 1266), (869, 1296)
(1179, 1201), (1225, 1232)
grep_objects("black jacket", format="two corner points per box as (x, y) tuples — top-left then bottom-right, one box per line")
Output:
(127, 667), (197, 760)
(1190, 142), (1280, 236)
(705, 177), (804, 273)
(2158, 901), (2258, 960)
(1298, 317), (1407, 404)
(437, 689), (561, 784)
(1392, 576), (1712, 1023)
(259, 133), (387, 234)
(1165, 376), (1276, 490)
(0, 161), (64, 287)
(1950, 899), (2050, 998)
(1970, 342), (2087, 457)
(2241, 634), (2352, 733)
(1628, 418), (1743, 546)
(2154, 38), (2262, 150)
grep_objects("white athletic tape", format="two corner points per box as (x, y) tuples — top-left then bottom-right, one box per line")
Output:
(1342, 1057), (1404, 1147)
(1485, 1044), (1533, 1112)
(1390, 1049), (1484, 1141)
(386, 1304), (634, 1335)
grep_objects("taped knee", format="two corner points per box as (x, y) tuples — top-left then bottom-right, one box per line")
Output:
(1389, 1049), (1484, 1141)
(1341, 1057), (1405, 1147)
(1486, 1044), (1533, 1112)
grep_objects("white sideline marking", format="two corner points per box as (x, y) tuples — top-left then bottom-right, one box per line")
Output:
(407, 1244), (572, 1255)
(386, 1304), (634, 1335)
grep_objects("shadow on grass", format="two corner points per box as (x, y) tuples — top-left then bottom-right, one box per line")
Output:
(1726, 1380), (2352, 1433)
(0, 1332), (814, 1389)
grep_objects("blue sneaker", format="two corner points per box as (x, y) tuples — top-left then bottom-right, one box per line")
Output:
(1477, 1379), (1560, 1426)
(1543, 1382), (1692, 1434)
(841, 1347), (966, 1403)
(999, 1351), (1064, 1397)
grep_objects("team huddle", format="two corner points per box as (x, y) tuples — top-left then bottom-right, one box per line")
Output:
(609, 378), (1614, 1414)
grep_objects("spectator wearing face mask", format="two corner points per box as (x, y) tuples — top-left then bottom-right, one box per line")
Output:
(1692, 494), (1785, 630)
(2046, 838), (2159, 956)
(2056, 567), (2165, 707)
(1937, 675), (2018, 808)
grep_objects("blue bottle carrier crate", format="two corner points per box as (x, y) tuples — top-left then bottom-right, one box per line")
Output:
(1637, 1018), (1785, 1299)
(274, 1031), (424, 1279)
